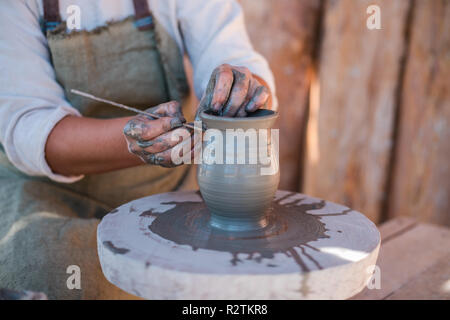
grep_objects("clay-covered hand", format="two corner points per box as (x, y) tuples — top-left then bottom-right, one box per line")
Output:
(195, 64), (271, 119)
(123, 101), (192, 167)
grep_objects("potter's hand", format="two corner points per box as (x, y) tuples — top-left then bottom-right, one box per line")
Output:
(195, 64), (271, 119)
(124, 101), (192, 167)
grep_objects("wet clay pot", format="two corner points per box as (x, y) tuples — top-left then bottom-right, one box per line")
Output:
(198, 110), (280, 231)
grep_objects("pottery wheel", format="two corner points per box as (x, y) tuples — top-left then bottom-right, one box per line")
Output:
(97, 190), (380, 299)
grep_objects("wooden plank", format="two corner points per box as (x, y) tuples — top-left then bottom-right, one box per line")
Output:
(240, 0), (322, 191)
(386, 253), (450, 300)
(388, 0), (450, 227)
(303, 0), (411, 223)
(378, 216), (417, 243)
(352, 222), (450, 299)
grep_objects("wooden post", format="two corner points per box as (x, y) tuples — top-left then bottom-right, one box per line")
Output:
(303, 0), (412, 223)
(388, 0), (450, 226)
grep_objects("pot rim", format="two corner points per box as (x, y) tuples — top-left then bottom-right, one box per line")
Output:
(200, 109), (278, 124)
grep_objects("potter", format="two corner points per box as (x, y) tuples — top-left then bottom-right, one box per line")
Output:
(0, 0), (277, 299)
(198, 109), (280, 231)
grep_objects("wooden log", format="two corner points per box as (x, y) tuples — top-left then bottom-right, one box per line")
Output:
(388, 0), (450, 226)
(240, 0), (322, 191)
(303, 0), (411, 223)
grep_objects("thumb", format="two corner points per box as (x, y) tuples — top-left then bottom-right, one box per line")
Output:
(195, 71), (218, 121)
(195, 93), (210, 121)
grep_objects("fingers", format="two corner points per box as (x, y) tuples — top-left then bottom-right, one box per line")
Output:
(167, 134), (198, 167)
(137, 127), (191, 154)
(123, 98), (205, 167)
(124, 101), (186, 143)
(210, 65), (234, 113)
(124, 116), (184, 142)
(125, 123), (195, 167)
(195, 65), (233, 120)
(147, 131), (196, 168)
(244, 82), (270, 113)
(200, 64), (270, 118)
(221, 67), (251, 117)
(236, 106), (247, 117)
(195, 93), (210, 121)
(147, 100), (185, 121)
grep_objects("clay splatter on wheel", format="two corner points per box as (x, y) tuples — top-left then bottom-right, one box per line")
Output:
(98, 190), (380, 299)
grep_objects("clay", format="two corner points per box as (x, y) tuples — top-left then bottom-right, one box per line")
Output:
(140, 192), (350, 273)
(198, 109), (279, 231)
(103, 241), (130, 255)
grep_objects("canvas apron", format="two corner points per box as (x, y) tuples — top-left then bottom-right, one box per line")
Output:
(0, 0), (197, 299)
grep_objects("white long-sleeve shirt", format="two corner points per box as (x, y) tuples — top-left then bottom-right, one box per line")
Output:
(0, 0), (276, 183)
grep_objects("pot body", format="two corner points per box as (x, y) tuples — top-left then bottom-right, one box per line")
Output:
(198, 110), (280, 231)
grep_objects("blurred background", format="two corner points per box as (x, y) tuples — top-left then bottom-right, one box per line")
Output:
(239, 0), (449, 226)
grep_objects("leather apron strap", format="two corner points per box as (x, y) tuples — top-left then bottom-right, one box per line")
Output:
(43, 0), (61, 32)
(133, 0), (154, 30)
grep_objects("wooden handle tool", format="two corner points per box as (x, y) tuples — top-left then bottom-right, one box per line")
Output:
(70, 89), (199, 131)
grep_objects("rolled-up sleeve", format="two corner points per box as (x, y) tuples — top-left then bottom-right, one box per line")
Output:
(176, 0), (278, 109)
(0, 0), (83, 183)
